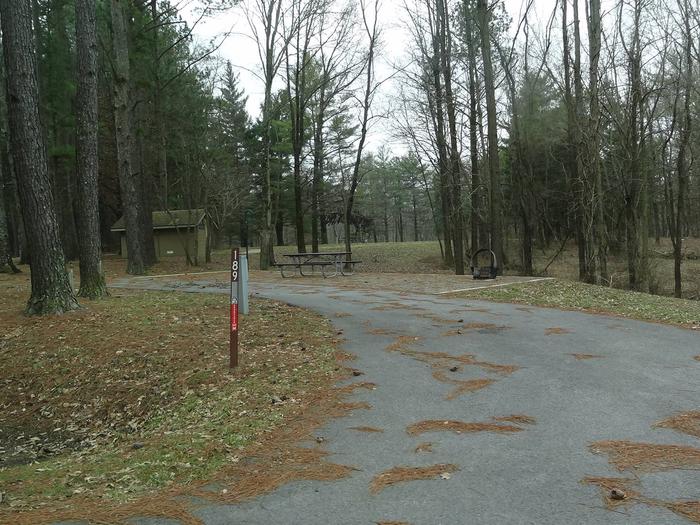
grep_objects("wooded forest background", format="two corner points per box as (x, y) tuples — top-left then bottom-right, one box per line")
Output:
(0, 0), (698, 315)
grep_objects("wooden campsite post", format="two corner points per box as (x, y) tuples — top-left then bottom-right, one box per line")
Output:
(230, 247), (240, 369)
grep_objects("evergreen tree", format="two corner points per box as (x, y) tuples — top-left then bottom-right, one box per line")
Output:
(0, 0), (79, 314)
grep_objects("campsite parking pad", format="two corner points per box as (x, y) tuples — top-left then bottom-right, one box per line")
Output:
(107, 275), (700, 525)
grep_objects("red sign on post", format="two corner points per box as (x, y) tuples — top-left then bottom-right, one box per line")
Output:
(230, 247), (240, 369)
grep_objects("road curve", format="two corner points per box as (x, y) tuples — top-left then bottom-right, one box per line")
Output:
(110, 277), (700, 525)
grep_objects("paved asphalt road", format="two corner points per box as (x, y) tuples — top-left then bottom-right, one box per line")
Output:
(105, 277), (700, 525)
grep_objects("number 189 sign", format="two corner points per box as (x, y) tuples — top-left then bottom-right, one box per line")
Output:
(230, 247), (240, 369)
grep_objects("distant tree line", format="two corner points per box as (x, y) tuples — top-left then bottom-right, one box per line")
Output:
(1, 0), (699, 315)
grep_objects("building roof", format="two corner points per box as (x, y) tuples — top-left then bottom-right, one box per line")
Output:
(111, 209), (206, 232)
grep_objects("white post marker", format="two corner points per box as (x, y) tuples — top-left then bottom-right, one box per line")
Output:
(239, 254), (249, 315)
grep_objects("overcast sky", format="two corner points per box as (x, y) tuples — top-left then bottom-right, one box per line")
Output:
(182, 0), (591, 152)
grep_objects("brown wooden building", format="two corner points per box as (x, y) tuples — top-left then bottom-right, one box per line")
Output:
(111, 209), (208, 262)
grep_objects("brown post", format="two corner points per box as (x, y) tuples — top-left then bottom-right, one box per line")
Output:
(230, 247), (240, 369)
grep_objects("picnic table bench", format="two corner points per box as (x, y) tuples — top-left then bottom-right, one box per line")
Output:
(274, 252), (362, 278)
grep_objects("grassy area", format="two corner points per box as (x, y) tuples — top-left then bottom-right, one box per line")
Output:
(0, 272), (340, 517)
(95, 237), (700, 300)
(450, 279), (700, 329)
(253, 238), (700, 300)
(257, 241), (451, 274)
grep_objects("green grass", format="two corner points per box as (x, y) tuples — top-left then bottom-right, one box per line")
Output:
(453, 279), (700, 328)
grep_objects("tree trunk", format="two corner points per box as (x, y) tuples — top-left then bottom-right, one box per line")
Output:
(671, 0), (692, 298)
(275, 211), (284, 246)
(111, 0), (145, 275)
(504, 67), (532, 275)
(259, 81), (274, 268)
(133, 88), (157, 267)
(75, 0), (107, 298)
(0, 0), (78, 313)
(0, 158), (20, 273)
(320, 213), (328, 244)
(624, 1), (646, 291)
(311, 96), (326, 253)
(478, 0), (504, 272)
(413, 191), (419, 241)
(465, 4), (482, 255)
(345, 1), (378, 269)
(427, 2), (453, 267)
(293, 154), (305, 252)
(439, 0), (464, 274)
(570, 0), (593, 282)
(588, 0), (608, 283)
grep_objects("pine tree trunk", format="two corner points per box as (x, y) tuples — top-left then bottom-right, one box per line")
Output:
(0, 0), (78, 313)
(111, 0), (145, 275)
(0, 159), (20, 273)
(320, 213), (328, 245)
(478, 0), (504, 272)
(75, 0), (107, 298)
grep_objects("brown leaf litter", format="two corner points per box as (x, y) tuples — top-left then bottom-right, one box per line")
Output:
(590, 440), (700, 472)
(492, 414), (536, 425)
(655, 411), (700, 439)
(417, 312), (461, 325)
(368, 327), (398, 336)
(370, 464), (459, 494)
(9, 344), (370, 525)
(463, 307), (504, 317)
(658, 500), (700, 524)
(336, 401), (373, 412)
(350, 426), (384, 433)
(463, 322), (510, 332)
(544, 327), (574, 335)
(414, 442), (433, 453)
(370, 302), (425, 312)
(571, 353), (604, 360)
(583, 477), (641, 508)
(431, 370), (495, 400)
(383, 334), (519, 400)
(385, 335), (424, 353)
(334, 349), (357, 361)
(384, 336), (519, 376)
(14, 381), (365, 525)
(406, 420), (525, 436)
(334, 381), (376, 394)
(584, 476), (700, 523)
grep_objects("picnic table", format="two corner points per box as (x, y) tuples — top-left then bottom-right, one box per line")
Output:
(274, 252), (362, 278)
